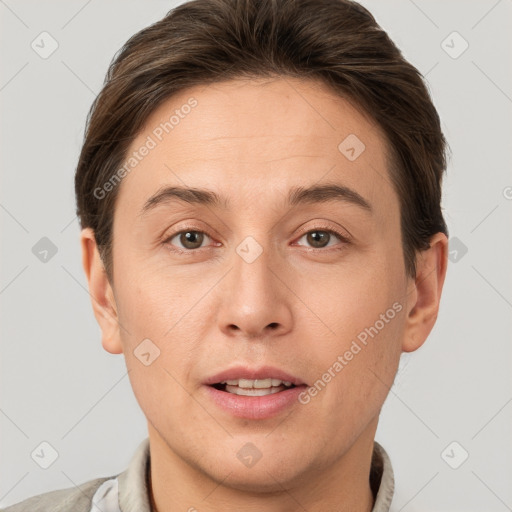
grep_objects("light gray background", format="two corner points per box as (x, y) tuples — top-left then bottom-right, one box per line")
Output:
(1, 0), (511, 510)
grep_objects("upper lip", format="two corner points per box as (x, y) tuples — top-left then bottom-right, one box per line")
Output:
(204, 366), (307, 387)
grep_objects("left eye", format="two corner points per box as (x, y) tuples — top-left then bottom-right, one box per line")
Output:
(167, 230), (212, 250)
(295, 229), (345, 249)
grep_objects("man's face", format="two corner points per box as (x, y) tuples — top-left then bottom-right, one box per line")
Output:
(104, 78), (411, 489)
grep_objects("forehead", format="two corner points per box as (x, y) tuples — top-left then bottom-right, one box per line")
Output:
(116, 77), (396, 215)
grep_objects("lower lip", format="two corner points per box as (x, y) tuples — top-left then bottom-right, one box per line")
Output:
(203, 385), (307, 420)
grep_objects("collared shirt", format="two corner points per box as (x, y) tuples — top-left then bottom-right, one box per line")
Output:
(2, 438), (397, 511)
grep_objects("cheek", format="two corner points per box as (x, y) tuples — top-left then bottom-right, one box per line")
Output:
(298, 249), (404, 341)
(117, 276), (203, 425)
(300, 293), (404, 450)
(298, 251), (405, 403)
(115, 262), (191, 339)
(114, 264), (213, 383)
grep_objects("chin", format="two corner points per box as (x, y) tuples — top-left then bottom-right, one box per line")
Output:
(217, 467), (301, 494)
(200, 449), (311, 493)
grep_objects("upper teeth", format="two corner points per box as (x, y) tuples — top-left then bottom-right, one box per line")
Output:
(221, 378), (293, 388)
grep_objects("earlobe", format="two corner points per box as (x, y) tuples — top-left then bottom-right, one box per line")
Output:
(402, 232), (448, 353)
(80, 228), (123, 355)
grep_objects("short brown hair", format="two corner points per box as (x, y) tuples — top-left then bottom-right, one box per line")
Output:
(75, 0), (449, 281)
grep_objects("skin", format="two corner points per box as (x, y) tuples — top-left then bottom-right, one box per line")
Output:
(81, 77), (448, 512)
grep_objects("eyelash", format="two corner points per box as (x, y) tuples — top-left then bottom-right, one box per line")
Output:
(163, 224), (350, 254)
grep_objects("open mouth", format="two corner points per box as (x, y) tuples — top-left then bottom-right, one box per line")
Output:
(211, 378), (297, 396)
(205, 373), (306, 418)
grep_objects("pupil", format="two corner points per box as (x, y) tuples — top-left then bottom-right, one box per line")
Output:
(308, 231), (329, 248)
(181, 231), (203, 249)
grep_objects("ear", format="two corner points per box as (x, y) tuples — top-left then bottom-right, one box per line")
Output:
(402, 232), (448, 353)
(80, 228), (123, 354)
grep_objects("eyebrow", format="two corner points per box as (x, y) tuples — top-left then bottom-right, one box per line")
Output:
(140, 182), (372, 216)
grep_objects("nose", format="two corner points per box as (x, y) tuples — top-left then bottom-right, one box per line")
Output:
(216, 239), (294, 340)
